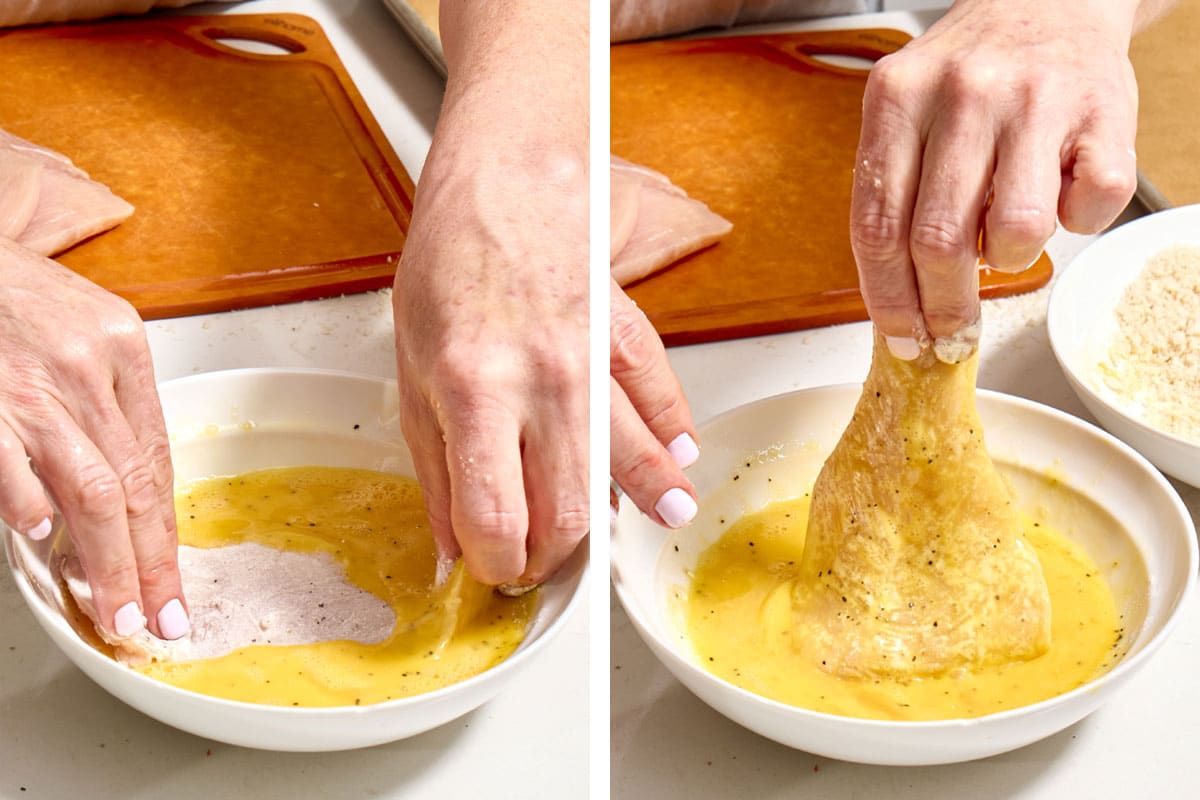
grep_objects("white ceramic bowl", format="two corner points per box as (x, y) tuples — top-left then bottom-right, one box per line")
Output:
(5, 368), (587, 752)
(611, 385), (1196, 766)
(1047, 205), (1200, 487)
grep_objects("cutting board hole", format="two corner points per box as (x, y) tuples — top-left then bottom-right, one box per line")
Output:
(208, 34), (304, 56)
(804, 52), (877, 71)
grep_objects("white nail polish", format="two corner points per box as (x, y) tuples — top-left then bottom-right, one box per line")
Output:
(157, 598), (190, 641)
(655, 488), (698, 529)
(25, 517), (52, 541)
(885, 336), (922, 361)
(113, 601), (145, 638)
(666, 432), (700, 470)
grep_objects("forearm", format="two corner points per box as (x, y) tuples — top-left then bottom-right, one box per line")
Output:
(945, 0), (1177, 41)
(432, 0), (587, 175)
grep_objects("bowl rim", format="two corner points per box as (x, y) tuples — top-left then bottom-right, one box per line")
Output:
(5, 366), (590, 716)
(612, 382), (1198, 730)
(1046, 204), (1200, 452)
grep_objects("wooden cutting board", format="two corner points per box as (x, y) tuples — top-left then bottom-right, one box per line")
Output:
(612, 29), (1053, 347)
(1130, 1), (1200, 211)
(0, 13), (414, 319)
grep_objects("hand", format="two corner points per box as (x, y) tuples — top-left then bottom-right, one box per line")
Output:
(0, 239), (186, 640)
(850, 0), (1143, 361)
(392, 148), (589, 588)
(610, 279), (699, 528)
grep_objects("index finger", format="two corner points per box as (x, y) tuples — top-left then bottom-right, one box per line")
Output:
(442, 396), (528, 586)
(112, 362), (189, 640)
(850, 59), (928, 357)
(609, 280), (698, 468)
(23, 407), (144, 639)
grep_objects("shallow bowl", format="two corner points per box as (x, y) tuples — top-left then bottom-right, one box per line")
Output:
(5, 368), (587, 751)
(1047, 204), (1200, 487)
(611, 385), (1195, 765)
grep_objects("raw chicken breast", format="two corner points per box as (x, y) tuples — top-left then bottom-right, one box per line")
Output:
(55, 541), (396, 666)
(0, 128), (133, 256)
(0, 150), (41, 239)
(0, 1), (237, 27)
(797, 331), (1051, 679)
(610, 155), (732, 286)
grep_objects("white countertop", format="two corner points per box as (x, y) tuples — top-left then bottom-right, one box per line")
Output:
(0, 2), (587, 798)
(611, 11), (1200, 800)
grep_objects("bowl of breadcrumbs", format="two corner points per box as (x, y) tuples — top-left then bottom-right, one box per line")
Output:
(1048, 205), (1200, 488)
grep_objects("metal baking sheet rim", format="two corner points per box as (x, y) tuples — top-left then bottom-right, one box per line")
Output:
(1136, 169), (1171, 212)
(381, 0), (446, 78)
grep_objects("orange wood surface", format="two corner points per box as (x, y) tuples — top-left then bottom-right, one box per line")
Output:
(612, 29), (1053, 347)
(0, 13), (415, 319)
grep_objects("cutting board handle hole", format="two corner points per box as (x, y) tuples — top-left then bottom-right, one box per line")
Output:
(204, 29), (306, 56)
(796, 48), (878, 72)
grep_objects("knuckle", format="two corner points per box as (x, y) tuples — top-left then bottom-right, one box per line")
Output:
(460, 509), (525, 546)
(101, 294), (142, 329)
(945, 61), (998, 105)
(612, 445), (673, 499)
(135, 550), (180, 585)
(909, 219), (970, 269)
(640, 392), (686, 435)
(988, 208), (1056, 263)
(990, 205), (1056, 248)
(540, 346), (586, 391)
(431, 348), (515, 397)
(117, 461), (159, 518)
(609, 305), (656, 377)
(849, 211), (908, 264)
(867, 55), (918, 100)
(549, 506), (590, 542)
(71, 463), (124, 517)
(145, 438), (174, 478)
(1086, 167), (1137, 202)
(88, 559), (140, 592)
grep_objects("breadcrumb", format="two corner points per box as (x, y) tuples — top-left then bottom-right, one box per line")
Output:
(1100, 245), (1200, 442)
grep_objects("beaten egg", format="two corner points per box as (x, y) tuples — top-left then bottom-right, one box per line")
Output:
(684, 488), (1124, 721)
(136, 466), (536, 707)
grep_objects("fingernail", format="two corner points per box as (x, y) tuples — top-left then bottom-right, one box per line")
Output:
(113, 601), (145, 638)
(25, 517), (52, 541)
(933, 319), (982, 365)
(885, 336), (922, 361)
(435, 554), (456, 587)
(655, 488), (697, 529)
(156, 598), (190, 641)
(498, 582), (539, 597)
(666, 433), (700, 469)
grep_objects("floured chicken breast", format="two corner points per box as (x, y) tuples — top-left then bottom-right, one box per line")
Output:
(796, 331), (1051, 678)
(610, 155), (732, 285)
(0, 128), (133, 256)
(56, 541), (396, 666)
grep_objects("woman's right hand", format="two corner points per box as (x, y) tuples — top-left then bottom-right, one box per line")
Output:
(609, 279), (699, 528)
(0, 238), (186, 641)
